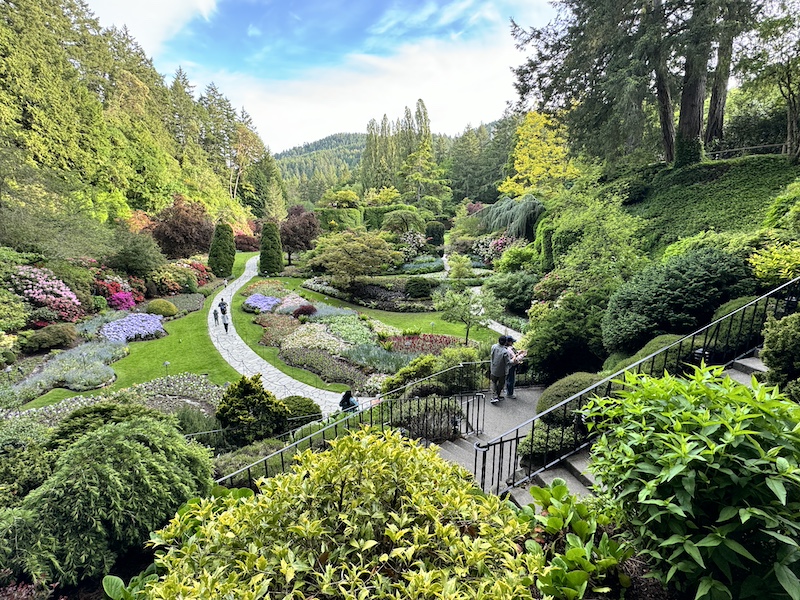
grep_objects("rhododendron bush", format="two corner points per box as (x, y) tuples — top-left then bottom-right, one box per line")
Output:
(9, 266), (83, 323)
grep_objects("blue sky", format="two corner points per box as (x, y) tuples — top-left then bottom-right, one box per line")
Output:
(84, 0), (555, 152)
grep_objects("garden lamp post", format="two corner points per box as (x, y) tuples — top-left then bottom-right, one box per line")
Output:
(4, 366), (11, 383)
(163, 361), (170, 377)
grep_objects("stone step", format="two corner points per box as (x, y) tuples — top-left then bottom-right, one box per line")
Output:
(723, 368), (755, 388)
(562, 450), (596, 489)
(533, 466), (592, 499)
(730, 356), (768, 375)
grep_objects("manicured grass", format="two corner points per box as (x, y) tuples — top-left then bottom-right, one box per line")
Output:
(24, 253), (256, 409)
(230, 286), (347, 393)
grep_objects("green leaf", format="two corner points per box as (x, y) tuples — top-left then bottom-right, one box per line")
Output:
(102, 576), (129, 600)
(766, 477), (787, 505)
(776, 456), (790, 474)
(718, 506), (738, 522)
(683, 540), (706, 568)
(695, 577), (714, 600)
(774, 562), (800, 600)
(763, 530), (800, 547)
(722, 538), (758, 563)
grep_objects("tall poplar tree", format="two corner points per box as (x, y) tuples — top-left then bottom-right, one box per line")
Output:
(259, 221), (283, 275)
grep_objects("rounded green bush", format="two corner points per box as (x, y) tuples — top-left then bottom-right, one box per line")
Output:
(146, 298), (178, 317)
(20, 323), (78, 352)
(536, 372), (602, 427)
(280, 395), (322, 421)
(1, 350), (16, 367)
(404, 276), (433, 298)
(518, 423), (577, 467)
(608, 333), (686, 373)
(762, 313), (800, 389)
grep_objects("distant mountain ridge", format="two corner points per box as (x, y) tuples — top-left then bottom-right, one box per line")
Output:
(275, 133), (366, 182)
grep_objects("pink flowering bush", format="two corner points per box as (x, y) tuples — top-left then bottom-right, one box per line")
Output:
(9, 266), (84, 323)
(108, 291), (136, 310)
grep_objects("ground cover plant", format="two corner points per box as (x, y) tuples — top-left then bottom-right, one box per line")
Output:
(146, 429), (539, 599)
(583, 366), (800, 600)
(99, 313), (166, 343)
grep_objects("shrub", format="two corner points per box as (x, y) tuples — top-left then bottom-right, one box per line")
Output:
(404, 276), (433, 298)
(280, 323), (347, 354)
(381, 354), (439, 393)
(761, 313), (800, 390)
(216, 374), (289, 447)
(484, 271), (539, 315)
(517, 424), (578, 468)
(524, 289), (608, 383)
(150, 197), (214, 259)
(92, 295), (108, 312)
(318, 315), (375, 345)
(208, 223), (236, 278)
(705, 295), (764, 357)
(583, 367), (800, 600)
(341, 344), (416, 373)
(425, 221), (445, 246)
(146, 298), (178, 317)
(748, 242), (800, 287)
(8, 417), (213, 586)
(212, 438), (285, 479)
(146, 429), (536, 599)
(234, 234), (259, 252)
(148, 264), (199, 296)
(259, 222), (283, 276)
(0, 290), (29, 333)
(19, 323), (78, 352)
(447, 252), (474, 279)
(536, 372), (602, 427)
(280, 395), (322, 422)
(602, 248), (756, 353)
(381, 396), (463, 442)
(605, 333), (688, 374)
(8, 266), (83, 323)
(292, 304), (317, 318)
(107, 230), (166, 277)
(108, 291), (135, 310)
(47, 402), (172, 449)
(167, 293), (205, 313)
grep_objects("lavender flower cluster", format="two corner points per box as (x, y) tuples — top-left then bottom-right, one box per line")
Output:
(100, 313), (166, 343)
(242, 294), (282, 313)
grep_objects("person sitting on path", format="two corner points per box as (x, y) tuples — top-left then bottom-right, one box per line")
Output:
(213, 308), (219, 326)
(339, 390), (358, 412)
(221, 311), (229, 333)
(490, 335), (511, 404)
(504, 337), (526, 399)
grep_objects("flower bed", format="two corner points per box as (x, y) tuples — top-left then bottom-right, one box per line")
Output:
(241, 280), (288, 298)
(275, 293), (314, 315)
(254, 314), (301, 347)
(279, 348), (365, 388)
(9, 266), (84, 323)
(280, 324), (347, 355)
(243, 294), (282, 313)
(100, 313), (166, 343)
(341, 344), (416, 373)
(165, 293), (205, 313)
(387, 334), (461, 355)
(318, 315), (376, 346)
(306, 303), (358, 320)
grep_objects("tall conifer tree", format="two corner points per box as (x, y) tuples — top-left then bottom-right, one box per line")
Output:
(259, 221), (283, 275)
(208, 222), (235, 277)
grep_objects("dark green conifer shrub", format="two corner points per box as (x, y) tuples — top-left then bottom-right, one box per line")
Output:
(484, 271), (539, 315)
(259, 222), (283, 275)
(216, 374), (289, 446)
(761, 313), (800, 393)
(404, 277), (433, 298)
(208, 223), (235, 278)
(19, 323), (78, 352)
(280, 395), (322, 422)
(425, 221), (445, 246)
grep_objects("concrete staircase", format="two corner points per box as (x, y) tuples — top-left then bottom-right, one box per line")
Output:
(723, 352), (768, 387)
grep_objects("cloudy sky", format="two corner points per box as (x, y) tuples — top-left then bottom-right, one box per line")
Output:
(82, 0), (555, 153)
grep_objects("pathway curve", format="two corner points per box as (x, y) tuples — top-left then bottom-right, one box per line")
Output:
(208, 255), (341, 415)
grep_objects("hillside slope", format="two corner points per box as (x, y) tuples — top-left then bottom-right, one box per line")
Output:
(625, 155), (800, 253)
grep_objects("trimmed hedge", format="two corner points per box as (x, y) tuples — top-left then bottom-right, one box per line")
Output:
(314, 208), (363, 232)
(536, 372), (602, 427)
(146, 298), (178, 317)
(363, 204), (416, 230)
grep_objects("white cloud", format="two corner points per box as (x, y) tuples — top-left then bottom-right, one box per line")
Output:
(188, 27), (545, 153)
(247, 24), (262, 37)
(84, 0), (217, 55)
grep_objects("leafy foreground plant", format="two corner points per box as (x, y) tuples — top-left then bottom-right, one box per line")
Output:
(517, 479), (634, 600)
(146, 429), (541, 599)
(583, 366), (800, 600)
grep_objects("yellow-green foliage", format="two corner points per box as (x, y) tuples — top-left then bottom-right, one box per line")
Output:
(748, 242), (800, 286)
(146, 298), (178, 317)
(148, 429), (540, 599)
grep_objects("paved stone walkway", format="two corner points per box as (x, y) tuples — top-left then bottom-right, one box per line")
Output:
(207, 256), (342, 415)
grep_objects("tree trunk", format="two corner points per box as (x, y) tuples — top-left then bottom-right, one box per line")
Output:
(646, 0), (675, 163)
(705, 11), (736, 147)
(675, 2), (714, 167)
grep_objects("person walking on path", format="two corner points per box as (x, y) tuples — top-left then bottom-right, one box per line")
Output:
(221, 311), (229, 333)
(218, 298), (228, 314)
(490, 335), (511, 404)
(504, 337), (526, 399)
(213, 308), (219, 326)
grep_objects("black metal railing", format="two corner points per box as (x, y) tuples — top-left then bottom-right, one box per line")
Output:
(215, 361), (496, 488)
(474, 276), (800, 497)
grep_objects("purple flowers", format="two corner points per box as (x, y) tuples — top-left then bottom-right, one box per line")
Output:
(8, 266), (83, 322)
(243, 294), (282, 313)
(100, 313), (166, 343)
(108, 291), (136, 310)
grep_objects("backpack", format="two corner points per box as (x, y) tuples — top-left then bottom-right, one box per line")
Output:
(219, 303), (227, 315)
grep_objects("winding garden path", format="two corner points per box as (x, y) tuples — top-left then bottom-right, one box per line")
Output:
(207, 255), (341, 415)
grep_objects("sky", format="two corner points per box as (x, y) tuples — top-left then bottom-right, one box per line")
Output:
(82, 0), (556, 153)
